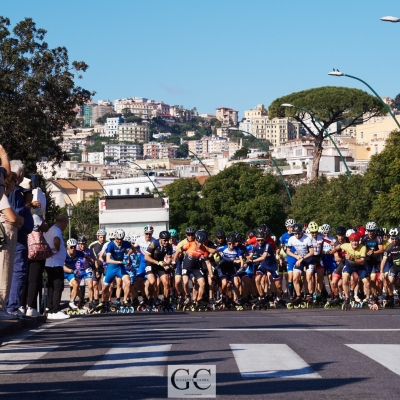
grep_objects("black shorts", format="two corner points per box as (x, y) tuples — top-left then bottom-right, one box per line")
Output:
(182, 257), (205, 280)
(145, 264), (168, 277)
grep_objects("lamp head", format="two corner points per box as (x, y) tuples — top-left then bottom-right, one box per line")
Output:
(328, 69), (344, 76)
(67, 204), (74, 217)
(281, 103), (293, 108)
(380, 16), (400, 23)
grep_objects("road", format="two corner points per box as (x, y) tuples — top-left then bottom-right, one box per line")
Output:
(0, 308), (400, 399)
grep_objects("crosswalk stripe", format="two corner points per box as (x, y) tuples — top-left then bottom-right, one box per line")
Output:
(346, 344), (400, 376)
(230, 344), (321, 379)
(0, 345), (58, 374)
(84, 344), (172, 377)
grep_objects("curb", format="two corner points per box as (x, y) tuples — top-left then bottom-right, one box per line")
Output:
(0, 315), (47, 341)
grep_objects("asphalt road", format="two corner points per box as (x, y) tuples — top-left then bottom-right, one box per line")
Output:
(0, 308), (400, 400)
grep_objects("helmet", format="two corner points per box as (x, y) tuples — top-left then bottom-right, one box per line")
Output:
(308, 221), (319, 233)
(358, 226), (366, 237)
(125, 236), (131, 243)
(159, 230), (171, 240)
(131, 234), (140, 244)
(77, 236), (87, 244)
(215, 229), (226, 238)
(96, 229), (106, 236)
(305, 228), (310, 234)
(258, 223), (268, 232)
(226, 233), (236, 243)
(349, 233), (360, 242)
(375, 228), (384, 237)
(256, 231), (265, 240)
(195, 231), (207, 243)
(67, 238), (77, 247)
(389, 228), (399, 237)
(114, 229), (125, 239)
(285, 219), (296, 227)
(335, 226), (346, 236)
(320, 224), (331, 234)
(261, 226), (271, 236)
(144, 225), (154, 233)
(169, 228), (178, 237)
(366, 221), (377, 231)
(346, 229), (355, 238)
(109, 231), (115, 239)
(382, 227), (388, 234)
(197, 229), (208, 240)
(185, 226), (196, 235)
(247, 229), (256, 238)
(292, 224), (303, 234)
(234, 232), (243, 242)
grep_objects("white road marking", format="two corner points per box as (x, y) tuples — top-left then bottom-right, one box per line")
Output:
(346, 344), (400, 375)
(84, 344), (172, 377)
(230, 344), (321, 379)
(0, 345), (58, 374)
(136, 328), (400, 332)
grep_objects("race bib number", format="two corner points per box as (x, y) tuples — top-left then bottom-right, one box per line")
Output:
(145, 266), (152, 272)
(182, 269), (187, 275)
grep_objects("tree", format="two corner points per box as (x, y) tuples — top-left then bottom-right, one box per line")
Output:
(232, 147), (250, 160)
(176, 143), (188, 158)
(0, 17), (94, 172)
(268, 86), (387, 179)
(392, 93), (400, 111)
(96, 112), (117, 125)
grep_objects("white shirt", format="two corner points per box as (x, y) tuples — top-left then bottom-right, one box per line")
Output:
(288, 234), (313, 260)
(136, 235), (157, 254)
(44, 224), (67, 267)
(0, 194), (11, 223)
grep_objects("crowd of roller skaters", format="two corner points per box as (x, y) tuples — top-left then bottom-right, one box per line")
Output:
(63, 219), (400, 314)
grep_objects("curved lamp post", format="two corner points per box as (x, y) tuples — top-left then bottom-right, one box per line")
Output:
(188, 149), (211, 177)
(79, 171), (109, 196)
(281, 103), (352, 179)
(328, 69), (400, 130)
(228, 127), (292, 205)
(129, 160), (162, 197)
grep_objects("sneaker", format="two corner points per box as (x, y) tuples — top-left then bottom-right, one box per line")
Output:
(47, 311), (70, 320)
(69, 301), (78, 310)
(26, 307), (41, 317)
(18, 306), (26, 315)
(0, 310), (18, 320)
(10, 309), (31, 319)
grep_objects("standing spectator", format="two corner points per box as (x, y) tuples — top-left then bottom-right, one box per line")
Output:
(44, 215), (70, 319)
(0, 144), (11, 202)
(6, 160), (34, 317)
(0, 172), (24, 320)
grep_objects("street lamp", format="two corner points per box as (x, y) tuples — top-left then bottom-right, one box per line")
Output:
(228, 127), (292, 205)
(328, 69), (400, 130)
(281, 103), (352, 179)
(129, 160), (162, 197)
(67, 204), (74, 239)
(380, 16), (400, 23)
(188, 150), (211, 177)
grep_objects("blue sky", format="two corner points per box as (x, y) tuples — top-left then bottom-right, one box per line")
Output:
(4, 0), (400, 116)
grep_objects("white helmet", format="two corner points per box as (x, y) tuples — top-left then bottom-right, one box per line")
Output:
(125, 236), (131, 243)
(285, 219), (296, 227)
(114, 228), (125, 239)
(96, 229), (106, 236)
(67, 238), (77, 247)
(320, 224), (331, 234)
(366, 221), (377, 231)
(131, 234), (140, 244)
(346, 229), (355, 238)
(144, 224), (154, 233)
(109, 231), (115, 239)
(389, 228), (399, 237)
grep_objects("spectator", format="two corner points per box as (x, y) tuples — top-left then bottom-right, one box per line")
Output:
(44, 215), (70, 319)
(6, 160), (34, 318)
(0, 172), (24, 320)
(0, 145), (11, 202)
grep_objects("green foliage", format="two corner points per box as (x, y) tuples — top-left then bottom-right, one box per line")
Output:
(0, 16), (93, 173)
(176, 143), (188, 158)
(60, 193), (102, 242)
(124, 116), (143, 124)
(96, 112), (118, 125)
(232, 147), (250, 160)
(392, 93), (400, 111)
(268, 86), (387, 178)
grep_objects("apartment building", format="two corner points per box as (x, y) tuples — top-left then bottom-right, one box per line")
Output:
(244, 104), (268, 119)
(87, 152), (104, 164)
(216, 107), (238, 126)
(118, 122), (150, 143)
(104, 116), (123, 137)
(143, 142), (178, 159)
(104, 144), (141, 162)
(91, 101), (113, 124)
(114, 98), (170, 119)
(252, 116), (301, 145)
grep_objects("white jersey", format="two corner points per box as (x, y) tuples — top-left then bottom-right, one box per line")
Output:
(288, 234), (313, 260)
(322, 235), (335, 254)
(307, 233), (324, 256)
(136, 235), (157, 255)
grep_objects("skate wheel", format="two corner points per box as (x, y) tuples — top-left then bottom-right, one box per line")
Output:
(324, 303), (330, 309)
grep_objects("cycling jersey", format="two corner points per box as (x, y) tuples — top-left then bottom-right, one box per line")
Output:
(89, 240), (103, 258)
(217, 245), (242, 263)
(361, 234), (383, 263)
(287, 234), (313, 261)
(107, 240), (132, 262)
(340, 243), (366, 267)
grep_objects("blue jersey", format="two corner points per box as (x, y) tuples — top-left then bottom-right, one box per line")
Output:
(129, 252), (141, 271)
(218, 245), (242, 263)
(280, 232), (293, 247)
(106, 240), (132, 262)
(65, 250), (85, 270)
(252, 243), (276, 269)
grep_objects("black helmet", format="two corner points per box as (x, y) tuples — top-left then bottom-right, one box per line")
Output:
(258, 223), (267, 232)
(185, 226), (196, 235)
(197, 229), (208, 240)
(233, 232), (243, 242)
(159, 231), (171, 240)
(77, 236), (87, 244)
(247, 229), (256, 238)
(195, 231), (207, 243)
(226, 233), (236, 243)
(256, 231), (265, 240)
(335, 226), (346, 236)
(292, 224), (303, 234)
(375, 228), (384, 237)
(215, 229), (225, 239)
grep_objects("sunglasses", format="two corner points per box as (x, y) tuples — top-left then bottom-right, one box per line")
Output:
(227, 242), (234, 245)
(257, 239), (265, 242)
(69, 246), (76, 249)
(186, 233), (195, 236)
(145, 232), (152, 235)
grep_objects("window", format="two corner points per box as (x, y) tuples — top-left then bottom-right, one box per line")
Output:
(126, 188), (130, 195)
(109, 189), (113, 196)
(117, 189), (121, 195)
(361, 132), (364, 139)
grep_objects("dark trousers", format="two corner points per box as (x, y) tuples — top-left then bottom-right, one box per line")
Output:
(6, 243), (28, 313)
(45, 266), (64, 313)
(26, 260), (45, 310)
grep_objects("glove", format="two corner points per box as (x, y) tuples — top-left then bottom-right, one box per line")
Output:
(85, 268), (92, 274)
(158, 261), (164, 266)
